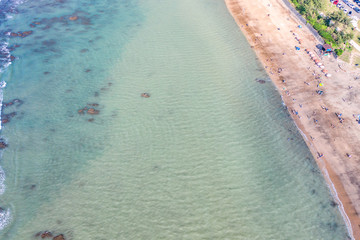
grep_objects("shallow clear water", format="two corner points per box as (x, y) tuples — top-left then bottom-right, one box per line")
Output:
(0, 0), (351, 239)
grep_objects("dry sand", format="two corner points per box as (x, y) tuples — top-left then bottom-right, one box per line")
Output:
(224, 0), (360, 238)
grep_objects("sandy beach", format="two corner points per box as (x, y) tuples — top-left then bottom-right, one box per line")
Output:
(225, 0), (360, 238)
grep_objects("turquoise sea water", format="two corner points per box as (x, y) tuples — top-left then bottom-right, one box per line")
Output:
(0, 0), (352, 239)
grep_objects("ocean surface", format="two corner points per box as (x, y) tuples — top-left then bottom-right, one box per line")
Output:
(0, 0), (351, 239)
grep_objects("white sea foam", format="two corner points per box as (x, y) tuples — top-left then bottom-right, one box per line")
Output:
(0, 88), (3, 130)
(0, 41), (11, 74)
(0, 41), (10, 56)
(0, 166), (7, 231)
(11, 0), (27, 7)
(0, 207), (11, 231)
(0, 166), (5, 195)
(0, 0), (20, 233)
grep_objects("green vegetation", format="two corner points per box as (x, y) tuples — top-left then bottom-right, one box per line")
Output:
(335, 48), (344, 56)
(289, 0), (354, 55)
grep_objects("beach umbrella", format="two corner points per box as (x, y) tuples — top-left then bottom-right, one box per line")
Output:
(319, 83), (324, 86)
(317, 62), (322, 66)
(309, 51), (313, 55)
(322, 69), (328, 73)
(325, 73), (332, 77)
(320, 65), (325, 69)
(314, 59), (320, 63)
(305, 49), (309, 52)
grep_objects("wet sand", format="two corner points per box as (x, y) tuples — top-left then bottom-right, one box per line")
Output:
(225, 0), (360, 238)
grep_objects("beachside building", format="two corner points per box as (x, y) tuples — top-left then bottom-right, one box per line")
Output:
(322, 44), (333, 53)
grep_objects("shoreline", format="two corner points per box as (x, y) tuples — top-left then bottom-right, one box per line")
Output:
(224, 0), (360, 238)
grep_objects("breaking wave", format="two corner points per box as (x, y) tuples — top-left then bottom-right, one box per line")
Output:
(0, 0), (28, 232)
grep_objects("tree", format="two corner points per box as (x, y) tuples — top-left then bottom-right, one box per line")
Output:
(344, 32), (354, 42)
(330, 11), (350, 25)
(335, 48), (344, 56)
